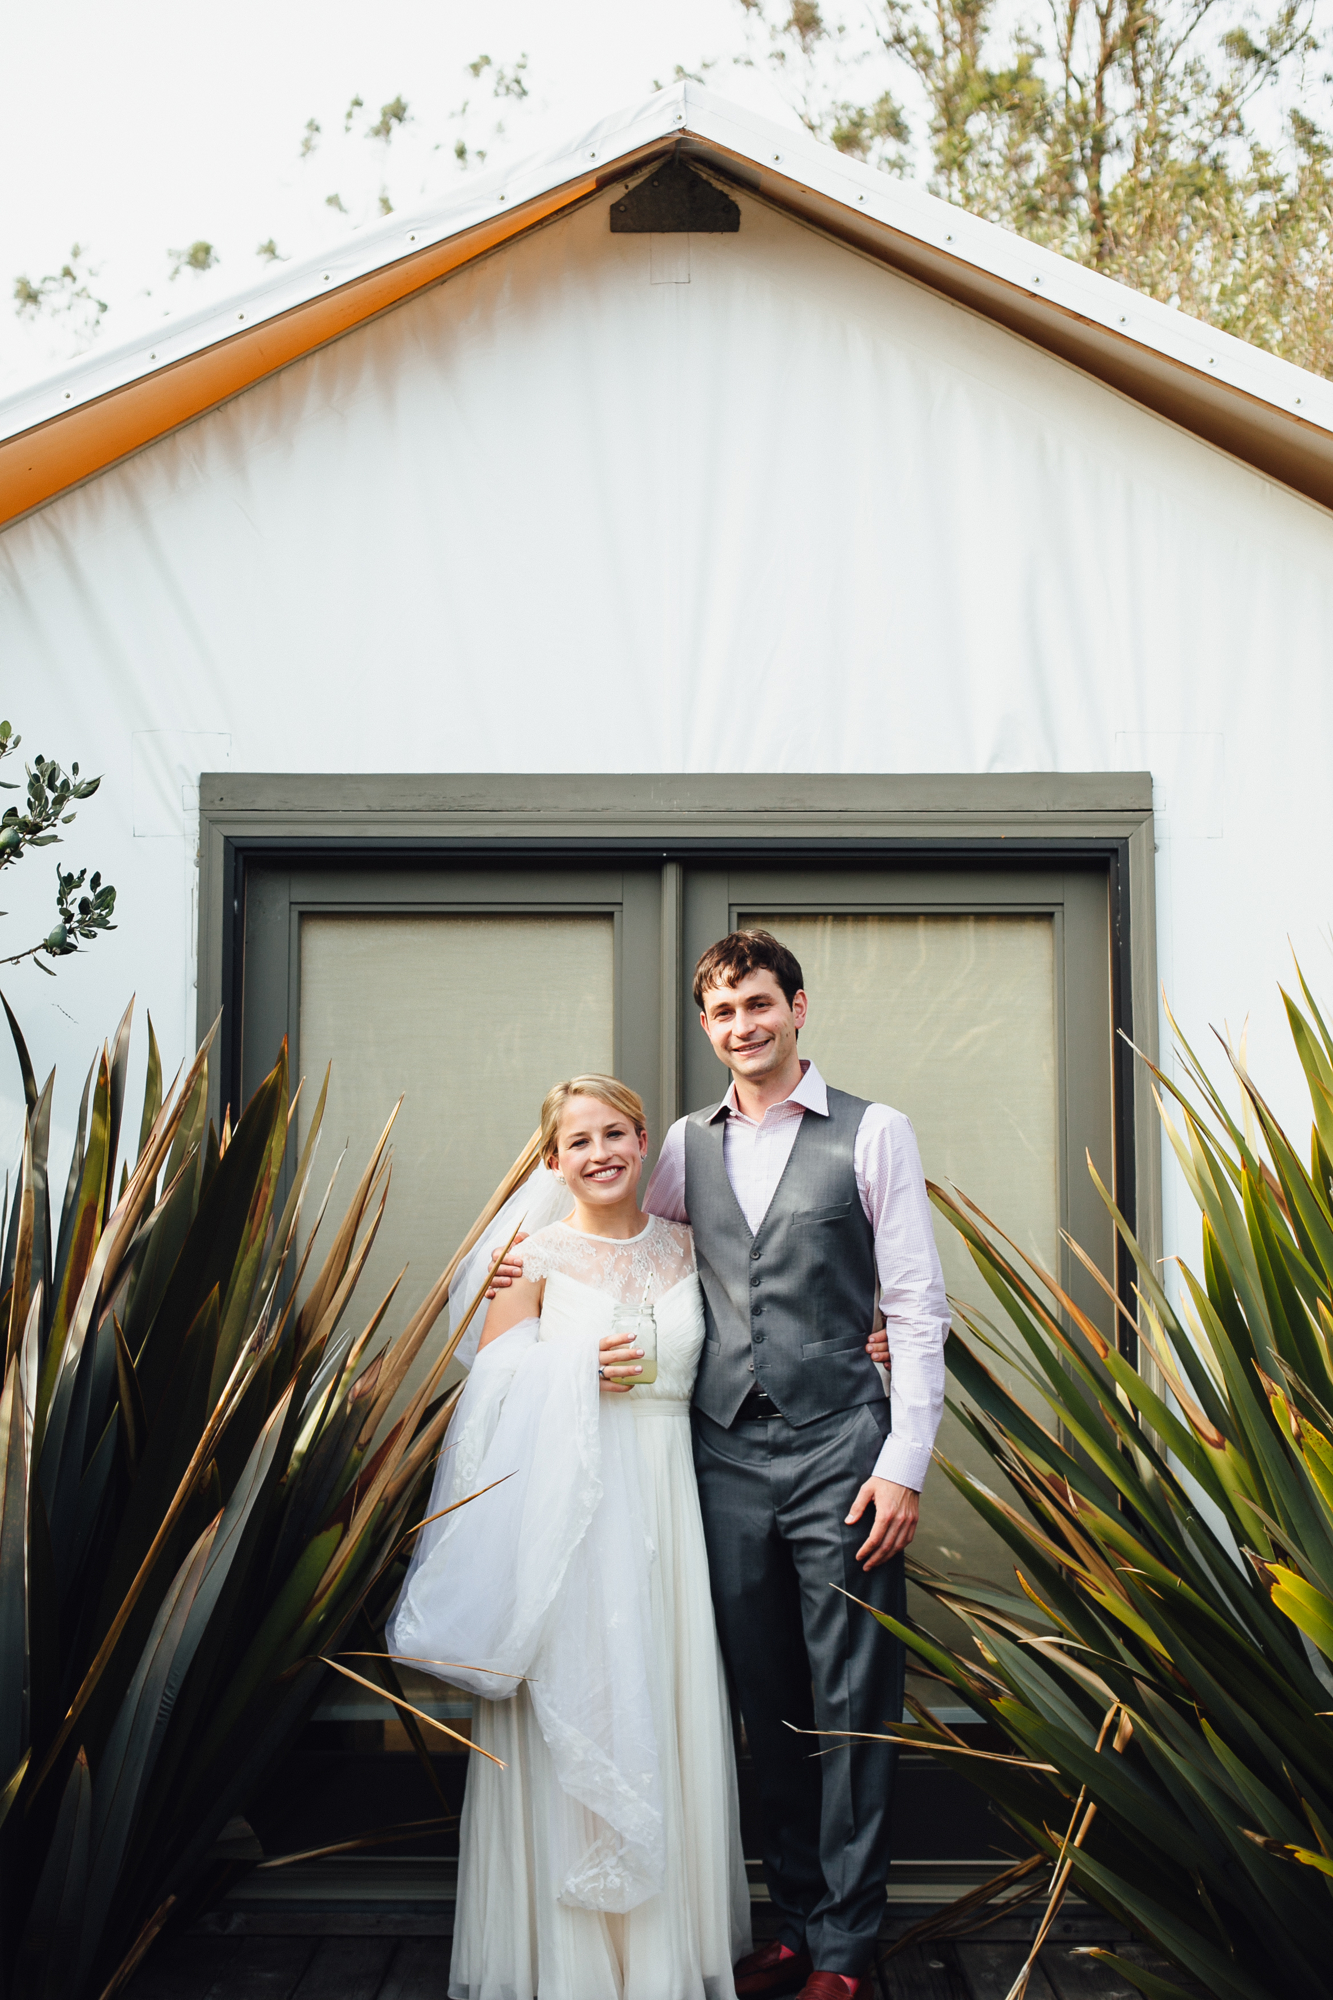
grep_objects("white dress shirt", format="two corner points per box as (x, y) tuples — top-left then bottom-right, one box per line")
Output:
(644, 1059), (949, 1491)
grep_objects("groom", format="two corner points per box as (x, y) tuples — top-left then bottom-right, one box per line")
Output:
(643, 930), (949, 2000)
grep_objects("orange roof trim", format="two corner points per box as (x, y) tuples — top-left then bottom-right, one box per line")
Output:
(0, 169), (629, 529)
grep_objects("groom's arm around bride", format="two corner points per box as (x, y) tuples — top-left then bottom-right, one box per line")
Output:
(643, 928), (949, 2000)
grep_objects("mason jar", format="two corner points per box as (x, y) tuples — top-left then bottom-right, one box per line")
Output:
(608, 1302), (658, 1386)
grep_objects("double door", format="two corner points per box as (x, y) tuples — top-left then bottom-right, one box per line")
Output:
(240, 849), (1117, 1855)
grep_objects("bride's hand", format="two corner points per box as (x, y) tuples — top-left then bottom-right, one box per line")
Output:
(598, 1330), (643, 1394)
(486, 1232), (529, 1299)
(865, 1326), (890, 1368)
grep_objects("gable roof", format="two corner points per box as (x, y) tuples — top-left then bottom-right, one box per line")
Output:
(4, 80), (1333, 531)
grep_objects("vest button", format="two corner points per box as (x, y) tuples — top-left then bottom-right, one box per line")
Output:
(753, 1331), (765, 1342)
(751, 1275), (761, 1288)
(750, 1248), (760, 1260)
(753, 1304), (763, 1316)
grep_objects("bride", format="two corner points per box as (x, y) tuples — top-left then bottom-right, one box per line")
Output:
(389, 1074), (752, 2000)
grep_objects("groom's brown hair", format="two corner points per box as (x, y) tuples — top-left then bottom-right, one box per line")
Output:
(692, 929), (804, 1010)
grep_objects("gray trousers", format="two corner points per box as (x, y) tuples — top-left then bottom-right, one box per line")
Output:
(692, 1400), (905, 1976)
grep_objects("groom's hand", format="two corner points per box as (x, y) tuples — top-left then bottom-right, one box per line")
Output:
(846, 1477), (919, 1569)
(865, 1327), (890, 1367)
(485, 1233), (529, 1298)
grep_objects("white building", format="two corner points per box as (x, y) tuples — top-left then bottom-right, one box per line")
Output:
(3, 85), (1330, 1829)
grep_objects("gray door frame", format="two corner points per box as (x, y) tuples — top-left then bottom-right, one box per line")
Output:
(198, 771), (1158, 1337)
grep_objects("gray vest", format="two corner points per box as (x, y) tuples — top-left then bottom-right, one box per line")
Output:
(686, 1086), (883, 1428)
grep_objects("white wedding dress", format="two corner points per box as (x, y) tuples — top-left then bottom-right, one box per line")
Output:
(389, 1206), (751, 2000)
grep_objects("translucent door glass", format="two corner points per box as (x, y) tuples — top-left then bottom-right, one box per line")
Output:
(298, 912), (615, 1381)
(744, 911), (1059, 1652)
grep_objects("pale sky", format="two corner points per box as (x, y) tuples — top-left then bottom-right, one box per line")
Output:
(0, 0), (804, 397)
(7, 0), (1321, 401)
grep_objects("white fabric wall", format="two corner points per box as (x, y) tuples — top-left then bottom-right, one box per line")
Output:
(3, 180), (1330, 1280)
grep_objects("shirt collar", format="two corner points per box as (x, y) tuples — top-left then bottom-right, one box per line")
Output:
(712, 1057), (829, 1123)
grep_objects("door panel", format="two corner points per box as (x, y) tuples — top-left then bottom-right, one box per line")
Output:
(684, 863), (1115, 1671)
(242, 862), (663, 1378)
(299, 911), (615, 1365)
(747, 911), (1059, 1296)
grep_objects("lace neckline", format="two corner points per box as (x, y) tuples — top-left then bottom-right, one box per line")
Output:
(521, 1213), (693, 1303)
(553, 1214), (658, 1248)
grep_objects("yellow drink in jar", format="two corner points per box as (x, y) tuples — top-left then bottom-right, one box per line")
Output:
(611, 1303), (657, 1386)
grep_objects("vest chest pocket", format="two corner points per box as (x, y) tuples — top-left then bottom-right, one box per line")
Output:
(793, 1199), (866, 1347)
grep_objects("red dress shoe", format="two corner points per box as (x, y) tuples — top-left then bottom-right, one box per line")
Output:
(733, 1941), (814, 1997)
(794, 1976), (867, 2000)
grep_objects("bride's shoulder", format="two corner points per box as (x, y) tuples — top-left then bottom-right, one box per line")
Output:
(650, 1216), (697, 1270)
(517, 1220), (571, 1278)
(652, 1216), (694, 1251)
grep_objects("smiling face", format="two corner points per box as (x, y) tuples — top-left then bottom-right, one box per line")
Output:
(699, 968), (808, 1090)
(550, 1094), (648, 1211)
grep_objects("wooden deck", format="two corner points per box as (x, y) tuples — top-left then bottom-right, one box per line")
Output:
(125, 1929), (1188, 1999)
(124, 1864), (1193, 2000)
(119, 1667), (1198, 1996)
(120, 1763), (1194, 2000)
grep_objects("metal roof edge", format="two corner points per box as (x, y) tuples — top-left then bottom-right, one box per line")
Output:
(678, 84), (1333, 439)
(3, 78), (1332, 527)
(0, 84), (690, 446)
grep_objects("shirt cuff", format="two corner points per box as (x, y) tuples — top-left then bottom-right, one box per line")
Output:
(873, 1433), (932, 1492)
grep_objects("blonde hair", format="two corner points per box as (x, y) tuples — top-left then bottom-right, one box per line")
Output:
(539, 1074), (647, 1167)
